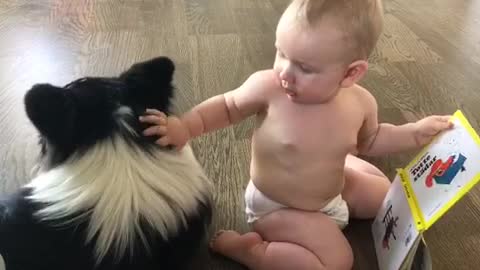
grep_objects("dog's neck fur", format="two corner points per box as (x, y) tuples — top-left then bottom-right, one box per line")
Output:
(26, 135), (212, 263)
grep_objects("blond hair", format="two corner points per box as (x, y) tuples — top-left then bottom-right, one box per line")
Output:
(295, 0), (384, 61)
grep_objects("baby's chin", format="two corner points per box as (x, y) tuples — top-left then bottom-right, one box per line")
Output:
(289, 92), (338, 105)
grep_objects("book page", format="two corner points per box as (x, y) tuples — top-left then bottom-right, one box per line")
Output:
(399, 236), (422, 270)
(401, 236), (432, 270)
(372, 175), (420, 270)
(404, 115), (480, 228)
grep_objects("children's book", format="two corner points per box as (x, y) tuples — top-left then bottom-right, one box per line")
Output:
(371, 110), (480, 270)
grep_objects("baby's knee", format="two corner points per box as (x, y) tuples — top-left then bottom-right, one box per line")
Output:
(378, 176), (391, 197)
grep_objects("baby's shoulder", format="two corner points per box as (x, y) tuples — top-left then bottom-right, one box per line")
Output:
(347, 84), (378, 109)
(246, 69), (279, 87)
(240, 69), (280, 97)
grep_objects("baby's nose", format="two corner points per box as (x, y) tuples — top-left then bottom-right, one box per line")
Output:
(279, 69), (295, 86)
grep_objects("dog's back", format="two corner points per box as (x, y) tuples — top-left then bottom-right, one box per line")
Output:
(1, 188), (210, 270)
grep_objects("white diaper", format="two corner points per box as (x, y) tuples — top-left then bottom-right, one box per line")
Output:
(245, 180), (349, 229)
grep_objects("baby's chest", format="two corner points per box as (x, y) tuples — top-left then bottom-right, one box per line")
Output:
(256, 105), (360, 154)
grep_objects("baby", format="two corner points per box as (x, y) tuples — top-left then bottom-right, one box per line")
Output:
(140, 0), (453, 269)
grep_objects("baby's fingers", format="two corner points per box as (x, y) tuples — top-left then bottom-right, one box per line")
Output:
(139, 114), (167, 125)
(436, 115), (453, 128)
(143, 125), (168, 136)
(145, 108), (167, 117)
(430, 115), (453, 133)
(156, 136), (171, 146)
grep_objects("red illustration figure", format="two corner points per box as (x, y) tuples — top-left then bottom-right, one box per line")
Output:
(425, 153), (466, 188)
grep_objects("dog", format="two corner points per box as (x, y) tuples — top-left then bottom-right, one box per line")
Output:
(0, 56), (213, 270)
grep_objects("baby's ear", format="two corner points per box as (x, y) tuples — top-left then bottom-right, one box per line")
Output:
(119, 56), (175, 113)
(24, 84), (76, 147)
(340, 60), (369, 88)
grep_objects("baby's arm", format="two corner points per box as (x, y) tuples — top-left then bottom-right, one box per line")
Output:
(140, 71), (271, 149)
(357, 90), (452, 156)
(181, 70), (270, 138)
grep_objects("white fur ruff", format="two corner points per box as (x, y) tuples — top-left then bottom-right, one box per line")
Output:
(0, 253), (5, 270)
(26, 136), (212, 263)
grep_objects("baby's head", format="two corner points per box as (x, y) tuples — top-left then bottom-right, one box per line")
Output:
(274, 0), (384, 104)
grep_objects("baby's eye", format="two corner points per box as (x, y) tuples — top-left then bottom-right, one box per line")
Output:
(299, 64), (313, 74)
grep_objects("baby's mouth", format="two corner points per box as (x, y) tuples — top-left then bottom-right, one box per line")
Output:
(281, 80), (297, 97)
(285, 89), (296, 97)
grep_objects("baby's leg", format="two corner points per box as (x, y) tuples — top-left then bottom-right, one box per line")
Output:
(342, 154), (391, 219)
(211, 208), (353, 270)
(210, 230), (326, 270)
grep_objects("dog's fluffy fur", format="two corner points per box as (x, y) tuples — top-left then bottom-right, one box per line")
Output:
(0, 57), (213, 270)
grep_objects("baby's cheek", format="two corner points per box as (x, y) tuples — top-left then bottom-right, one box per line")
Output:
(272, 63), (281, 75)
(272, 69), (283, 83)
(297, 76), (315, 90)
(273, 57), (285, 72)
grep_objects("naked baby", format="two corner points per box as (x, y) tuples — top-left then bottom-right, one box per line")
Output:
(140, 0), (453, 269)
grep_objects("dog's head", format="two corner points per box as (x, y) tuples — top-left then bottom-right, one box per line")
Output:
(24, 56), (175, 169)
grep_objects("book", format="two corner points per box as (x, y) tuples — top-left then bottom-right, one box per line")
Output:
(371, 110), (480, 270)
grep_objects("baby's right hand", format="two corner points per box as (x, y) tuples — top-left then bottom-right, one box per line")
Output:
(139, 109), (190, 150)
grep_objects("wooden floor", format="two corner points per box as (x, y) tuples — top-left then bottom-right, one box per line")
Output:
(1, 0), (480, 269)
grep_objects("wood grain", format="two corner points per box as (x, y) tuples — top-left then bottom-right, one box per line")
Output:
(1, 0), (480, 269)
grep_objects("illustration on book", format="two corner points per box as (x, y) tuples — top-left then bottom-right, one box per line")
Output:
(424, 153), (466, 188)
(382, 204), (399, 250)
(372, 174), (420, 270)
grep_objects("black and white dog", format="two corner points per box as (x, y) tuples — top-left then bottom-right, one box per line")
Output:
(0, 57), (213, 270)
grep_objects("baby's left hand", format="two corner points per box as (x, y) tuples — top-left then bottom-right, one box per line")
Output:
(413, 115), (454, 146)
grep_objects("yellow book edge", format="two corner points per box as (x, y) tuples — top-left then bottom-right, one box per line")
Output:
(398, 110), (480, 231)
(398, 168), (425, 232)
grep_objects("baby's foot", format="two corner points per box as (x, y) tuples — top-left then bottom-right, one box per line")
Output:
(210, 230), (266, 266)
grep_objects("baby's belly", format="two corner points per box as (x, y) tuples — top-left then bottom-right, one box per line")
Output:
(250, 154), (346, 211)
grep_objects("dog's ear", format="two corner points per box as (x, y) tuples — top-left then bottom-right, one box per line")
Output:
(119, 56), (175, 113)
(24, 83), (76, 147)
